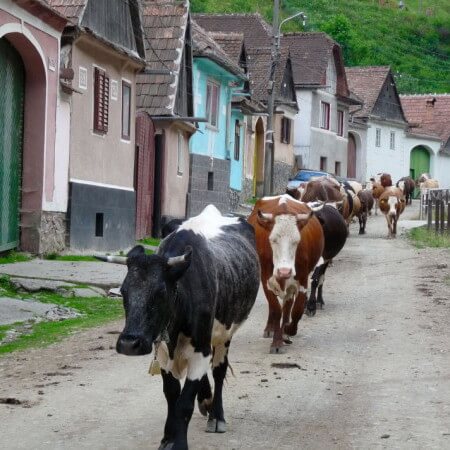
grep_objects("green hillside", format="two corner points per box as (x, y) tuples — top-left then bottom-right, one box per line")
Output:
(191, 0), (450, 94)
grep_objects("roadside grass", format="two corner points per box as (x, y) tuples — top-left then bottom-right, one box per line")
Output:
(0, 275), (123, 355)
(408, 226), (450, 249)
(0, 251), (32, 265)
(138, 237), (161, 247)
(245, 197), (259, 205)
(44, 254), (98, 262)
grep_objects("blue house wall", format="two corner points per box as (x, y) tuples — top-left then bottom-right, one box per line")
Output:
(188, 58), (245, 216)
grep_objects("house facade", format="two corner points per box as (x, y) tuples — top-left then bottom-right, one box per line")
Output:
(188, 21), (247, 216)
(135, 0), (195, 238)
(346, 66), (444, 185)
(282, 33), (360, 178)
(401, 94), (450, 188)
(48, 0), (145, 251)
(0, 0), (66, 254)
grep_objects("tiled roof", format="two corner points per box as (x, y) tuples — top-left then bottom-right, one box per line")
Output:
(193, 13), (272, 49)
(400, 95), (450, 146)
(191, 21), (246, 79)
(345, 66), (391, 117)
(208, 32), (244, 64)
(136, 0), (189, 116)
(45, 0), (87, 23)
(281, 32), (335, 87)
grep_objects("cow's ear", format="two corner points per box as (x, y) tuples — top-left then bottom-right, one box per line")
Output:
(257, 210), (274, 228)
(127, 245), (146, 258)
(165, 246), (192, 280)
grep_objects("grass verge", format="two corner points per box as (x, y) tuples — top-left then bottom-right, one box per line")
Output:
(138, 237), (161, 247)
(0, 251), (32, 265)
(0, 275), (123, 355)
(408, 226), (450, 249)
(44, 254), (98, 262)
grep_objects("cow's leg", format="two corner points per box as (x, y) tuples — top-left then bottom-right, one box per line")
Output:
(306, 266), (320, 317)
(262, 283), (284, 353)
(317, 261), (330, 308)
(173, 349), (210, 450)
(197, 374), (212, 417)
(393, 217), (398, 236)
(385, 215), (392, 238)
(285, 276), (308, 337)
(160, 370), (181, 450)
(282, 297), (294, 343)
(206, 342), (230, 433)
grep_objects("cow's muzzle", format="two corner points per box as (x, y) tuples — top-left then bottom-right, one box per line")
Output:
(277, 267), (293, 279)
(116, 334), (152, 356)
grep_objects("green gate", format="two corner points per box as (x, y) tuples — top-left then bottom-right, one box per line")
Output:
(410, 146), (430, 199)
(0, 38), (25, 252)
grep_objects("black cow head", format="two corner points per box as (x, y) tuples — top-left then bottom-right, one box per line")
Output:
(116, 245), (192, 356)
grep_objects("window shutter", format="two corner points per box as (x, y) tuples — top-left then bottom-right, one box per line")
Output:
(93, 67), (109, 134)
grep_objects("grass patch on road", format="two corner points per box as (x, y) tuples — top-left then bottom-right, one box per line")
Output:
(0, 251), (32, 265)
(0, 276), (123, 355)
(43, 254), (98, 262)
(408, 226), (450, 248)
(138, 237), (161, 247)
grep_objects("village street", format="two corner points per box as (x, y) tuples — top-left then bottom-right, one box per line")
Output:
(1, 203), (450, 450)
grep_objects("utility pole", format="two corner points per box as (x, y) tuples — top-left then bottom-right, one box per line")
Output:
(263, 0), (280, 196)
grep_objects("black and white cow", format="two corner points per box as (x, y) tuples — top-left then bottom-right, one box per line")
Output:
(101, 205), (260, 450)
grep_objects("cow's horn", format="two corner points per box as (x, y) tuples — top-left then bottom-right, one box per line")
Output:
(307, 201), (324, 212)
(167, 246), (192, 267)
(297, 211), (312, 221)
(94, 255), (128, 265)
(257, 210), (273, 221)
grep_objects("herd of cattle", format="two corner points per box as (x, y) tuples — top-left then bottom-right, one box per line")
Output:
(97, 171), (439, 450)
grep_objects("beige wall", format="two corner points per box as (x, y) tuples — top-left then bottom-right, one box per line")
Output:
(159, 122), (192, 219)
(274, 113), (295, 165)
(70, 35), (141, 188)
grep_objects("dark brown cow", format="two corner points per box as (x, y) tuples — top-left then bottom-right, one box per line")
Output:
(357, 189), (374, 234)
(248, 195), (324, 353)
(396, 176), (415, 205)
(300, 177), (343, 203)
(379, 187), (406, 238)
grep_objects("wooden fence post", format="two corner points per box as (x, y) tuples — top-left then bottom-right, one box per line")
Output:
(427, 192), (432, 229)
(440, 192), (445, 233)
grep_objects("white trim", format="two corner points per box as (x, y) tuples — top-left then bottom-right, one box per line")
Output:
(70, 178), (135, 192)
(110, 79), (118, 100)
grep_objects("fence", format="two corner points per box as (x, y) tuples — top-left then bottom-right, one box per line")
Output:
(420, 188), (450, 233)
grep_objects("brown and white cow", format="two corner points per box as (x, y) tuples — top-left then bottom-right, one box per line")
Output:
(371, 181), (385, 215)
(378, 187), (406, 238)
(248, 195), (324, 353)
(417, 173), (439, 191)
(396, 176), (415, 205)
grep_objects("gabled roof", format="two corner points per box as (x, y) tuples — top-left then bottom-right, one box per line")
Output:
(207, 32), (245, 65)
(45, 0), (87, 24)
(400, 95), (450, 147)
(137, 0), (190, 116)
(345, 66), (391, 117)
(191, 21), (246, 79)
(194, 13), (272, 49)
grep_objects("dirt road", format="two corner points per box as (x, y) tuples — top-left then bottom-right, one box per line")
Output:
(1, 202), (450, 450)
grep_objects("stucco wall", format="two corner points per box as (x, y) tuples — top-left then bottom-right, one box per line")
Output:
(229, 109), (245, 191)
(348, 123), (368, 183)
(69, 36), (139, 188)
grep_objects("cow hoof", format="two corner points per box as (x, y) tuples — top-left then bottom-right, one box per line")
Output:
(198, 398), (212, 417)
(283, 335), (293, 344)
(305, 307), (316, 317)
(318, 302), (324, 310)
(270, 343), (285, 354)
(206, 418), (227, 433)
(284, 324), (298, 337)
(158, 441), (174, 450)
(263, 330), (274, 338)
(359, 230), (365, 235)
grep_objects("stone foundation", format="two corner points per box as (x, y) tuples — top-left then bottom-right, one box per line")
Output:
(273, 161), (294, 195)
(39, 211), (67, 255)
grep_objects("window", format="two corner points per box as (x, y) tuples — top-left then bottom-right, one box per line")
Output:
(375, 128), (381, 147)
(320, 156), (327, 171)
(177, 132), (184, 175)
(390, 131), (395, 150)
(320, 102), (330, 130)
(207, 171), (214, 191)
(281, 117), (291, 144)
(335, 161), (341, 176)
(93, 67), (110, 134)
(234, 120), (241, 161)
(206, 80), (220, 127)
(95, 213), (104, 237)
(337, 110), (344, 136)
(121, 81), (131, 140)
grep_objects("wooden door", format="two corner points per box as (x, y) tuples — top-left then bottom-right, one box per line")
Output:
(347, 134), (357, 178)
(0, 39), (25, 252)
(410, 146), (430, 198)
(134, 113), (155, 240)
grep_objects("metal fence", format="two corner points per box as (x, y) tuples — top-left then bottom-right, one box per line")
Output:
(420, 189), (450, 233)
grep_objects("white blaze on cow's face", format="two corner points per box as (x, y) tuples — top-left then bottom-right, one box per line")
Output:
(398, 180), (405, 193)
(269, 214), (300, 280)
(387, 196), (398, 216)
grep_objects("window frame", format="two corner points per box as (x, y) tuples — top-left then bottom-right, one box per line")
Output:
(337, 110), (344, 137)
(320, 156), (327, 171)
(281, 117), (291, 144)
(121, 80), (131, 140)
(177, 131), (184, 176)
(390, 131), (395, 150)
(320, 101), (330, 130)
(234, 119), (241, 161)
(93, 66), (110, 134)
(206, 80), (220, 129)
(335, 161), (341, 176)
(375, 128), (381, 147)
